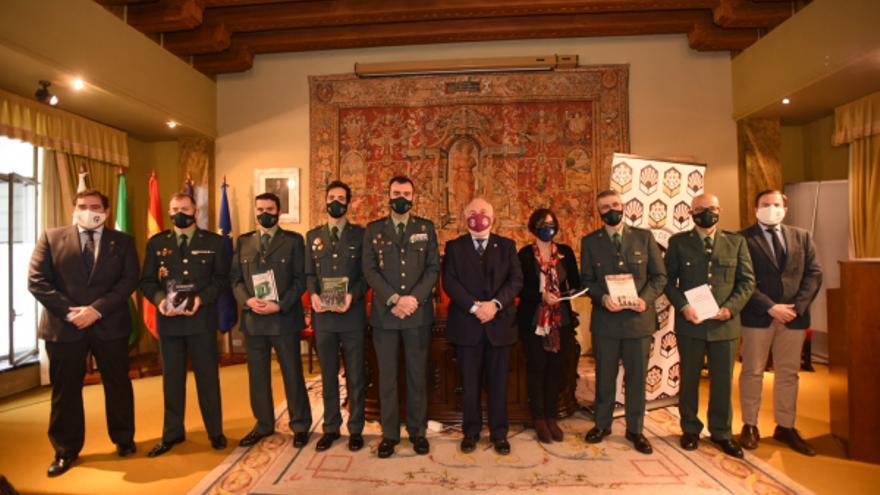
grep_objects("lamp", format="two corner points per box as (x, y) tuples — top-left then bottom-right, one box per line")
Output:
(35, 80), (58, 106)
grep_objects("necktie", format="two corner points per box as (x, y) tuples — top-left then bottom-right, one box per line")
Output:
(260, 233), (271, 253)
(82, 230), (96, 274)
(475, 238), (486, 256)
(330, 226), (339, 246)
(179, 233), (189, 258)
(704, 235), (713, 256)
(612, 232), (621, 253)
(397, 222), (405, 244)
(766, 227), (785, 268)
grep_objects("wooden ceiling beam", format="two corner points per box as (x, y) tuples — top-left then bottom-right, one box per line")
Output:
(126, 0), (206, 33)
(713, 0), (792, 28)
(688, 20), (759, 51)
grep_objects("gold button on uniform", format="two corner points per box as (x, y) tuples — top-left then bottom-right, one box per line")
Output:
(183, 259), (189, 264)
(400, 285), (406, 290)
(401, 272), (406, 277)
(707, 273), (713, 279)
(183, 270), (189, 276)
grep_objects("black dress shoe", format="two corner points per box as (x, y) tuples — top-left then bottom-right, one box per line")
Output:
(377, 438), (398, 458)
(292, 431), (311, 448)
(238, 429), (273, 447)
(348, 433), (364, 451)
(680, 432), (700, 451)
(460, 435), (479, 453)
(773, 426), (816, 457)
(411, 436), (430, 455)
(117, 442), (137, 457)
(47, 456), (77, 477)
(147, 437), (184, 457)
(584, 426), (612, 444)
(740, 424), (760, 450)
(211, 434), (228, 450)
(711, 437), (744, 458)
(625, 431), (653, 455)
(492, 438), (511, 455)
(316, 432), (341, 452)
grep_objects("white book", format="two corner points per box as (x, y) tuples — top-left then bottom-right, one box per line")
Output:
(605, 273), (639, 308)
(684, 284), (720, 322)
(252, 269), (279, 302)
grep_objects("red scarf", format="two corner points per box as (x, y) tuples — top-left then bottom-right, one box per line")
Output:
(533, 243), (562, 353)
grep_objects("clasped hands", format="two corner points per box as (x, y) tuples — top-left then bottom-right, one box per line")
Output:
(246, 297), (281, 315)
(310, 293), (353, 314)
(157, 295), (203, 317)
(66, 306), (101, 329)
(681, 305), (732, 325)
(472, 300), (498, 324)
(768, 303), (797, 325)
(391, 295), (419, 319)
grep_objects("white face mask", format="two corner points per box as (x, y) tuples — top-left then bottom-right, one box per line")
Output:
(756, 205), (785, 226)
(73, 209), (107, 230)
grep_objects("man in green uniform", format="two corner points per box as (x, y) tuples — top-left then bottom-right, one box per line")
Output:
(362, 176), (440, 459)
(305, 180), (368, 452)
(580, 190), (667, 454)
(664, 193), (755, 458)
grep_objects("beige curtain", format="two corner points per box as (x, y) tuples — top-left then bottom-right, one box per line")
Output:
(179, 137), (214, 229)
(834, 91), (880, 258)
(41, 149), (120, 230)
(0, 88), (129, 167)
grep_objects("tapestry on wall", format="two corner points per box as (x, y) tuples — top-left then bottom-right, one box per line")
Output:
(309, 66), (629, 247)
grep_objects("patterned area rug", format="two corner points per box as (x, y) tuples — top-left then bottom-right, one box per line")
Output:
(188, 361), (813, 495)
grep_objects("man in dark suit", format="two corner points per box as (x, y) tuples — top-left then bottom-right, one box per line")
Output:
(580, 190), (667, 455)
(443, 198), (523, 455)
(140, 192), (229, 457)
(665, 193), (755, 458)
(363, 175), (440, 458)
(306, 181), (368, 452)
(231, 192), (312, 449)
(738, 189), (822, 456)
(28, 189), (139, 476)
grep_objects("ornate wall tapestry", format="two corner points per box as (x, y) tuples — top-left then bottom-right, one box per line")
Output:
(309, 67), (629, 247)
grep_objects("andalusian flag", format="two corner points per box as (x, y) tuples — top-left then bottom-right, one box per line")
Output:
(115, 172), (140, 346)
(143, 172), (163, 339)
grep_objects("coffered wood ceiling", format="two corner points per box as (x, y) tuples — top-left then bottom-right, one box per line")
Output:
(96, 0), (808, 76)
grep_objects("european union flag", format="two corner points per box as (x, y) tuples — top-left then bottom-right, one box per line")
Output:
(218, 181), (238, 332)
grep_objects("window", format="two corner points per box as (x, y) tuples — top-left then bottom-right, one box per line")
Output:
(0, 136), (41, 368)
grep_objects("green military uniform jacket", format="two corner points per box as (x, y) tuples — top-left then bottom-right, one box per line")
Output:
(305, 222), (367, 332)
(664, 229), (755, 341)
(230, 228), (306, 336)
(580, 225), (667, 339)
(140, 228), (229, 336)
(362, 215), (440, 330)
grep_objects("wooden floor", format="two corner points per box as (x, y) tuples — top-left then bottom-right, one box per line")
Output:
(0, 360), (878, 495)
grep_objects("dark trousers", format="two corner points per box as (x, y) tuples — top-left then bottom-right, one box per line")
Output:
(521, 325), (571, 418)
(158, 332), (222, 441)
(592, 334), (651, 434)
(456, 331), (511, 440)
(372, 325), (430, 441)
(45, 335), (134, 458)
(245, 332), (312, 434)
(677, 334), (737, 440)
(315, 329), (366, 434)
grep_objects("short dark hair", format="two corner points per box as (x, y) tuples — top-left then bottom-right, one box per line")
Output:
(596, 189), (620, 201)
(74, 189), (109, 209)
(754, 189), (788, 207)
(527, 208), (560, 236)
(388, 175), (414, 191)
(170, 192), (196, 207)
(255, 192), (281, 211)
(325, 180), (351, 204)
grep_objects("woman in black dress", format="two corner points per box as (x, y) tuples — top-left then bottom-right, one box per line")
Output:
(516, 208), (581, 443)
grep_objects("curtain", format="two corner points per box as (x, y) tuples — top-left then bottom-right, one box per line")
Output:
(0, 88), (129, 167)
(41, 150), (120, 230)
(834, 91), (880, 258)
(178, 137), (213, 229)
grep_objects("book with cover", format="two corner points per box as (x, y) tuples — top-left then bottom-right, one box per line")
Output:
(165, 279), (197, 314)
(605, 273), (639, 308)
(320, 276), (349, 311)
(252, 269), (279, 302)
(684, 284), (720, 321)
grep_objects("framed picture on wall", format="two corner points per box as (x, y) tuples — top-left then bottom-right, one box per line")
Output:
(254, 168), (300, 223)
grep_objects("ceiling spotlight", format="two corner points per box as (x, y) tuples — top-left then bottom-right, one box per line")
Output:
(71, 78), (85, 90)
(35, 80), (58, 106)
(166, 120), (178, 129)
(782, 98), (791, 105)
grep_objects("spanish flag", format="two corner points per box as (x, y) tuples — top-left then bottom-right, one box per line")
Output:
(143, 171), (163, 338)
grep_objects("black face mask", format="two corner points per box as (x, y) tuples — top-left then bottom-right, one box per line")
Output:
(389, 196), (413, 215)
(693, 209), (720, 228)
(171, 212), (195, 229)
(600, 208), (624, 226)
(327, 200), (348, 219)
(257, 212), (279, 229)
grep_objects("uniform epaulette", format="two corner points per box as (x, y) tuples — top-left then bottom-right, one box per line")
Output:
(149, 230), (171, 242)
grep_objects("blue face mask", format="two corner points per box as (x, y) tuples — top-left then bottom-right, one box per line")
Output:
(536, 226), (557, 242)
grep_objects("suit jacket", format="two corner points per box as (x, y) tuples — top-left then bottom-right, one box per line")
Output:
(140, 228), (229, 337)
(664, 229), (756, 341)
(516, 243), (581, 332)
(740, 223), (822, 329)
(231, 228), (306, 336)
(443, 233), (523, 346)
(305, 222), (367, 332)
(362, 215), (440, 330)
(579, 225), (667, 339)
(28, 226), (140, 343)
